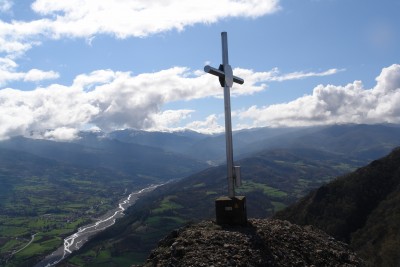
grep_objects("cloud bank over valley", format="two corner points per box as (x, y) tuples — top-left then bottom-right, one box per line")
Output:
(0, 64), (399, 140)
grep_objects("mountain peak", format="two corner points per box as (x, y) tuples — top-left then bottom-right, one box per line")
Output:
(136, 219), (363, 267)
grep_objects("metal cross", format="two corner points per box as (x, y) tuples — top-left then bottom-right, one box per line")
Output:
(204, 32), (244, 198)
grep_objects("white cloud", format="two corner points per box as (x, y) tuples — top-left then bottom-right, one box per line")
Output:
(0, 57), (59, 86)
(0, 19), (47, 56)
(0, 85), (99, 140)
(43, 127), (79, 141)
(238, 64), (400, 127)
(24, 69), (60, 82)
(0, 65), (342, 139)
(150, 109), (194, 130)
(232, 67), (343, 96)
(73, 69), (116, 90)
(0, 0), (12, 13)
(0, 57), (17, 70)
(30, 0), (280, 38)
(185, 114), (224, 134)
(0, 0), (280, 57)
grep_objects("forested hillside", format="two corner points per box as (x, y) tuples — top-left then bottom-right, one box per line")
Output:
(276, 147), (400, 267)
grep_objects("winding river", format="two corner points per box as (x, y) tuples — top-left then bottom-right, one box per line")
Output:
(34, 183), (163, 267)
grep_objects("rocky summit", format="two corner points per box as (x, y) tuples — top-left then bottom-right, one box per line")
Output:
(136, 219), (364, 267)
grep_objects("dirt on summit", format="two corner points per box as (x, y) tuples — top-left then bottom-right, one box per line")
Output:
(137, 219), (364, 267)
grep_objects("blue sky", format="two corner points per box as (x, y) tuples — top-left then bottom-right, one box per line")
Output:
(0, 0), (399, 140)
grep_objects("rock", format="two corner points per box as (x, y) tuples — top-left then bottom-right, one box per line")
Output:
(137, 219), (365, 267)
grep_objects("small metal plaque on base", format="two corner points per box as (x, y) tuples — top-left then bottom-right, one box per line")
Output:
(215, 196), (247, 226)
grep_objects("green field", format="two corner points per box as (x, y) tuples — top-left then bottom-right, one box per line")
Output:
(66, 192), (189, 267)
(237, 181), (288, 197)
(0, 168), (139, 267)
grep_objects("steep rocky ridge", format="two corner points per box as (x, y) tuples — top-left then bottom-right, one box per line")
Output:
(275, 147), (400, 266)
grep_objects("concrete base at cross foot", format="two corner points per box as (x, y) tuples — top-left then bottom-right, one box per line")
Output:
(215, 196), (247, 226)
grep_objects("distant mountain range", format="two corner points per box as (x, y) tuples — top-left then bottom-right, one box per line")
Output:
(108, 124), (400, 164)
(3, 123), (399, 167)
(0, 134), (207, 181)
(275, 147), (400, 267)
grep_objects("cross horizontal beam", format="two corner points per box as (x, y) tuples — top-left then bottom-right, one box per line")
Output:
(204, 65), (244, 85)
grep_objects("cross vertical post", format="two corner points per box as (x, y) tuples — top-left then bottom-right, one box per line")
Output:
(221, 32), (235, 198)
(205, 32), (247, 225)
(205, 32), (243, 198)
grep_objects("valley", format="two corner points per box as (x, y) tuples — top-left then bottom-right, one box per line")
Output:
(66, 147), (366, 266)
(34, 184), (163, 267)
(0, 133), (206, 267)
(0, 149), (140, 267)
(0, 124), (400, 266)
